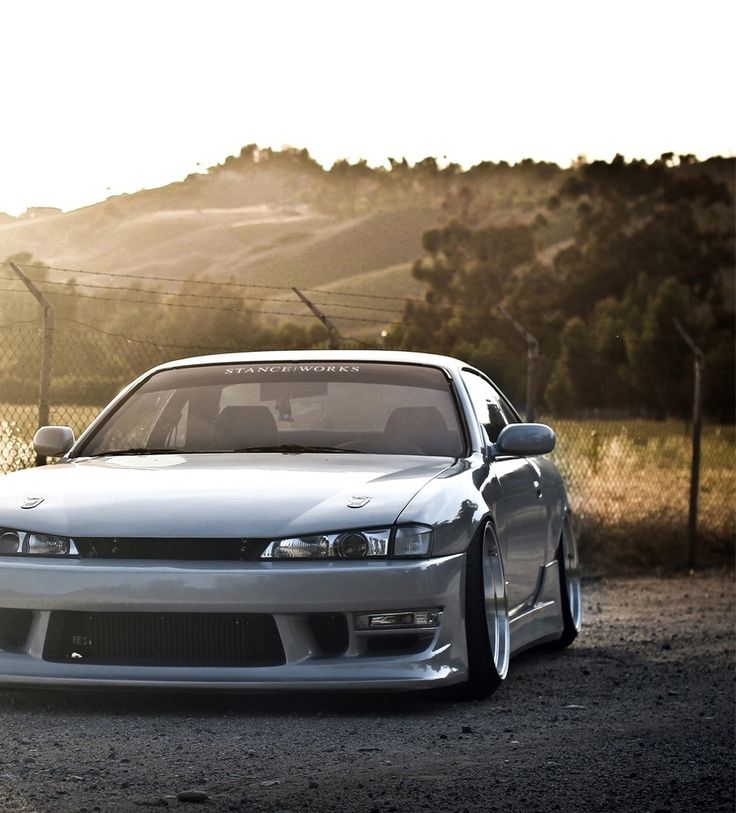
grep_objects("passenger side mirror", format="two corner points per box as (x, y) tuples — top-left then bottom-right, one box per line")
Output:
(33, 426), (76, 457)
(492, 423), (555, 457)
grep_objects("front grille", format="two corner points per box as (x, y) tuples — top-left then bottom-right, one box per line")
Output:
(43, 611), (285, 667)
(73, 538), (270, 561)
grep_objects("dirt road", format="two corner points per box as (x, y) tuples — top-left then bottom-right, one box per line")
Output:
(0, 574), (733, 813)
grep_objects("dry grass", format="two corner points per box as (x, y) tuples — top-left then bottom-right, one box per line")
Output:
(551, 419), (735, 573)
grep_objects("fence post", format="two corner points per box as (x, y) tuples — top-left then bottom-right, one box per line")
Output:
(673, 318), (705, 571)
(497, 306), (539, 422)
(292, 287), (340, 349)
(9, 262), (56, 466)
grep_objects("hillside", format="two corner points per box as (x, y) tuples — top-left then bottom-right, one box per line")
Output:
(1, 148), (732, 338)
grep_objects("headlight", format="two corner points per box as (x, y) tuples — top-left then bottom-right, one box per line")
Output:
(260, 524), (432, 560)
(261, 529), (390, 559)
(0, 529), (78, 557)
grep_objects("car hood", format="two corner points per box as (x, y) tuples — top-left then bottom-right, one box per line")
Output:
(0, 453), (453, 538)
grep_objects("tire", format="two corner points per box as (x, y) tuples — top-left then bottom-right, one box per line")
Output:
(460, 523), (510, 700)
(550, 514), (582, 649)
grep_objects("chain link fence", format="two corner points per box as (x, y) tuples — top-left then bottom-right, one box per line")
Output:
(0, 319), (238, 470)
(549, 418), (734, 573)
(1, 318), (733, 572)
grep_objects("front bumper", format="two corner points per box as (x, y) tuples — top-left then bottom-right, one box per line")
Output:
(0, 554), (467, 690)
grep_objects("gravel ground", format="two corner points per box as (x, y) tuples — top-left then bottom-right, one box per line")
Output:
(0, 573), (733, 813)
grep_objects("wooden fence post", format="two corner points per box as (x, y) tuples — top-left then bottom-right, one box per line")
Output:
(673, 318), (705, 571)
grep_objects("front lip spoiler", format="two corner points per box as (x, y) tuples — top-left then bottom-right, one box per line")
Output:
(0, 638), (466, 693)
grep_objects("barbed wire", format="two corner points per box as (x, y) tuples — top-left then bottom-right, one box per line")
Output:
(0, 318), (43, 329)
(3, 261), (291, 291)
(0, 283), (240, 314)
(1, 262), (506, 327)
(0, 315), (383, 354)
(59, 319), (380, 353)
(0, 282), (423, 326)
(0, 273), (413, 317)
(58, 318), (239, 352)
(0, 274), (243, 302)
(0, 284), (31, 295)
(305, 287), (418, 305)
(7, 261), (415, 305)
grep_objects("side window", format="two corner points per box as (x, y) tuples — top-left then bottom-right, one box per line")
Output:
(90, 390), (175, 451)
(461, 370), (519, 443)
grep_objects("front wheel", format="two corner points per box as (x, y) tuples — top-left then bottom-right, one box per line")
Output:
(460, 523), (510, 700)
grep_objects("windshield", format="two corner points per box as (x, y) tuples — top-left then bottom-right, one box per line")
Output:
(76, 362), (466, 458)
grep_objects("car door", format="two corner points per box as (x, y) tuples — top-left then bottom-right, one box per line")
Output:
(460, 370), (548, 612)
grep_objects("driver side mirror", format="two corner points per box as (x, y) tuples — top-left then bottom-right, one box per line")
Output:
(33, 426), (76, 457)
(492, 423), (555, 457)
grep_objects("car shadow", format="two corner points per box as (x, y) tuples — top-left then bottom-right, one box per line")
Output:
(0, 641), (658, 719)
(0, 682), (459, 718)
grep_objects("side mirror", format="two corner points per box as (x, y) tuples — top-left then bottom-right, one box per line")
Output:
(493, 423), (555, 457)
(33, 426), (76, 457)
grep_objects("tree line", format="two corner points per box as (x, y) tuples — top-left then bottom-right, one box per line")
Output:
(2, 150), (733, 420)
(389, 154), (734, 421)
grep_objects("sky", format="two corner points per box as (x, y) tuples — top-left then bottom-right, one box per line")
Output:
(1, 0), (734, 215)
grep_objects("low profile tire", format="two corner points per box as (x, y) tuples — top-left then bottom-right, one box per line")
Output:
(460, 523), (510, 700)
(550, 514), (582, 649)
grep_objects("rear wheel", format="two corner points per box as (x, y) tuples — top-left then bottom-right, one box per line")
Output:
(551, 514), (582, 649)
(461, 523), (510, 699)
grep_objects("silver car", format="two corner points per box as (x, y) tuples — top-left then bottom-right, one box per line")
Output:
(0, 351), (581, 697)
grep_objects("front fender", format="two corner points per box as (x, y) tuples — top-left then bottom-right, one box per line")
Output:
(535, 455), (569, 561)
(395, 455), (497, 557)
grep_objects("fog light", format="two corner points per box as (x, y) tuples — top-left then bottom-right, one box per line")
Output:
(354, 609), (441, 630)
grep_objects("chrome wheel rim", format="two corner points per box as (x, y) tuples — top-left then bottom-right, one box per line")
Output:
(481, 526), (510, 679)
(562, 519), (582, 631)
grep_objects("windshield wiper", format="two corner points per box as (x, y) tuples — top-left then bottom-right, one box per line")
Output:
(85, 448), (184, 458)
(230, 444), (366, 454)
(84, 445), (368, 457)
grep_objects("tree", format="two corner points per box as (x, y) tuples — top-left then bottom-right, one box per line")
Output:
(545, 317), (591, 414)
(623, 278), (693, 418)
(548, 155), (734, 417)
(405, 221), (534, 348)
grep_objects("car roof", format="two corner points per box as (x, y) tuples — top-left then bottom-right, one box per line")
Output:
(149, 350), (468, 376)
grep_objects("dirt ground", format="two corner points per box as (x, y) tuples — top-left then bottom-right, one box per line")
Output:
(0, 573), (733, 813)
